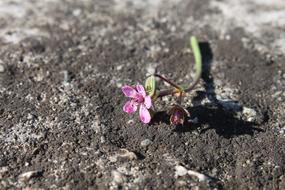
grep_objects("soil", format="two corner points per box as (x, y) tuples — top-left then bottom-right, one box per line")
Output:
(0, 0), (285, 189)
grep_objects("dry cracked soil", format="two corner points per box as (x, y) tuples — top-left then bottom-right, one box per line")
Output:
(0, 0), (285, 189)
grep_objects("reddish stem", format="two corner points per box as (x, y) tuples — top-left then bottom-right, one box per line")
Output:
(154, 74), (182, 90)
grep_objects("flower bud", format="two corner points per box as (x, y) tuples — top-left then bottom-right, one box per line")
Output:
(168, 105), (189, 125)
(145, 75), (156, 97)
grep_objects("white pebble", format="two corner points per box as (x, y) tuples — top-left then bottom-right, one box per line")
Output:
(175, 166), (188, 177)
(112, 170), (125, 184)
(242, 107), (257, 122)
(187, 170), (209, 182)
(27, 113), (33, 120)
(19, 170), (41, 182)
(140, 139), (152, 147)
(145, 63), (157, 76)
(0, 64), (5, 73)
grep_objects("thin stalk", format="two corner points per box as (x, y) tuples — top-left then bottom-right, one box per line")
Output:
(184, 36), (202, 92)
(157, 36), (202, 98)
(157, 88), (178, 97)
(178, 92), (183, 104)
(154, 74), (182, 90)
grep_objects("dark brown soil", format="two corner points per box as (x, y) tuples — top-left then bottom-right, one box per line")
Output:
(0, 0), (285, 189)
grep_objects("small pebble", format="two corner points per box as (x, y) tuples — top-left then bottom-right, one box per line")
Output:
(62, 70), (70, 85)
(109, 149), (137, 162)
(211, 168), (218, 176)
(100, 136), (106, 143)
(118, 149), (137, 160)
(175, 180), (187, 187)
(140, 139), (152, 147)
(127, 119), (135, 125)
(112, 170), (125, 184)
(145, 63), (157, 76)
(27, 113), (34, 120)
(242, 107), (257, 122)
(175, 165), (188, 177)
(0, 64), (4, 73)
(19, 170), (42, 182)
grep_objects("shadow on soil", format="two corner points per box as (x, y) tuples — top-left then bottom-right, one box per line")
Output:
(175, 105), (263, 138)
(153, 42), (264, 138)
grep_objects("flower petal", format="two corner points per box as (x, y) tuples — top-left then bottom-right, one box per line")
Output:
(144, 95), (152, 109)
(136, 84), (146, 97)
(123, 101), (137, 113)
(122, 85), (137, 98)
(139, 104), (151, 124)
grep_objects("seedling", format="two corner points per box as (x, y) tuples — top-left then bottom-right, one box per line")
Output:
(121, 36), (202, 125)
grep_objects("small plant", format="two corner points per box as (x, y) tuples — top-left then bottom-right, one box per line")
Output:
(121, 36), (202, 125)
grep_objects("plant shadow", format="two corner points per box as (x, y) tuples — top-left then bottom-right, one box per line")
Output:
(151, 111), (170, 125)
(152, 42), (264, 138)
(181, 105), (263, 138)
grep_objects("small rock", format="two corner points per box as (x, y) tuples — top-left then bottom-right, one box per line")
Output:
(109, 149), (137, 163)
(34, 69), (44, 82)
(146, 63), (156, 75)
(127, 119), (135, 125)
(211, 168), (218, 176)
(112, 170), (125, 184)
(140, 139), (152, 147)
(100, 136), (106, 143)
(27, 113), (34, 120)
(242, 107), (257, 122)
(118, 149), (137, 160)
(187, 170), (210, 182)
(116, 65), (123, 71)
(62, 70), (70, 85)
(92, 117), (101, 133)
(175, 165), (188, 177)
(116, 82), (122, 88)
(272, 91), (282, 98)
(109, 155), (117, 163)
(72, 9), (81, 16)
(19, 170), (42, 182)
(225, 34), (231, 40)
(175, 180), (187, 187)
(0, 64), (4, 73)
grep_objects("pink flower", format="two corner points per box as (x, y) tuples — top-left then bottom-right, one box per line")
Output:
(122, 84), (152, 124)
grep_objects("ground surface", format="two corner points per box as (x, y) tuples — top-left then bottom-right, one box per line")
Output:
(0, 0), (285, 189)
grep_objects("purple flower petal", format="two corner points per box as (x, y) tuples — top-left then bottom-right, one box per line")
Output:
(136, 84), (146, 97)
(139, 104), (151, 124)
(123, 100), (137, 113)
(122, 85), (137, 98)
(144, 95), (152, 109)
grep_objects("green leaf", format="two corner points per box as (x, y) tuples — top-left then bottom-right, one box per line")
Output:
(190, 36), (202, 80)
(145, 75), (156, 97)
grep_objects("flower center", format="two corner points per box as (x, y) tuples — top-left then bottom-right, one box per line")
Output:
(135, 94), (144, 103)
